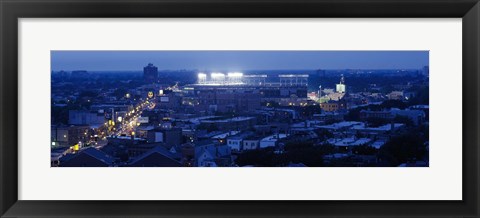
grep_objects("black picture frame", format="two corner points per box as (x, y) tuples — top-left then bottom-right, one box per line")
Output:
(1, 0), (479, 217)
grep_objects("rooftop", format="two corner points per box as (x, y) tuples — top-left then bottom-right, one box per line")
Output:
(212, 131), (240, 139)
(201, 116), (255, 123)
(327, 137), (372, 147)
(261, 134), (288, 142)
(318, 121), (363, 130)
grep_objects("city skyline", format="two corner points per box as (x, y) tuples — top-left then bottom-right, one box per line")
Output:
(51, 50), (429, 71)
(51, 50), (429, 167)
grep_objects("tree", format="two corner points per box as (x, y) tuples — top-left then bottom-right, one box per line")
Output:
(113, 88), (128, 100)
(235, 148), (277, 167)
(235, 142), (327, 167)
(381, 85), (395, 94)
(197, 123), (219, 132)
(344, 107), (363, 121)
(378, 133), (427, 166)
(380, 100), (408, 109)
(352, 145), (377, 155)
(393, 115), (414, 127)
(79, 90), (98, 98)
(366, 117), (389, 127)
(407, 85), (429, 105)
(314, 129), (334, 141)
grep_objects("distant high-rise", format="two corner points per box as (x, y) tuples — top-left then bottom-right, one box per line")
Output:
(143, 63), (158, 83)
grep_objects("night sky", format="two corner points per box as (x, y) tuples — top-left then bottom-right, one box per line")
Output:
(51, 50), (429, 71)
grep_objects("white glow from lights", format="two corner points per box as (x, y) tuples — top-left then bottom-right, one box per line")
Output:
(211, 72), (225, 79)
(227, 72), (243, 78)
(278, 74), (309, 78)
(243, 74), (267, 78)
(197, 73), (207, 79)
(197, 73), (208, 84)
(194, 73), (314, 86)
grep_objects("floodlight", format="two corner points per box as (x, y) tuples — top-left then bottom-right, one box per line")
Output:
(211, 72), (225, 78)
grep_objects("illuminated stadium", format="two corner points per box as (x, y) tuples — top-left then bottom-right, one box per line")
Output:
(195, 72), (308, 87)
(180, 73), (310, 112)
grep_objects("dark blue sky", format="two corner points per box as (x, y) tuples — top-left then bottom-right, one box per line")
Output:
(51, 51), (428, 71)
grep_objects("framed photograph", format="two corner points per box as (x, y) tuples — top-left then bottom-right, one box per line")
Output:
(1, 0), (479, 217)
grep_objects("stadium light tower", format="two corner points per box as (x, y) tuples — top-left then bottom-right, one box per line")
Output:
(227, 72), (243, 84)
(211, 72), (225, 84)
(198, 73), (207, 84)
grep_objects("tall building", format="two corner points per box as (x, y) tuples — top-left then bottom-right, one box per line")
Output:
(143, 63), (158, 83)
(336, 74), (346, 93)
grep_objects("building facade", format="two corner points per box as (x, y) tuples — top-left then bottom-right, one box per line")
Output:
(143, 63), (158, 83)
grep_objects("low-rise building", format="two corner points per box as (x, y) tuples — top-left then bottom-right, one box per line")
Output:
(146, 128), (182, 147)
(226, 132), (254, 152)
(313, 112), (344, 122)
(69, 110), (105, 126)
(259, 134), (288, 148)
(51, 125), (90, 147)
(326, 137), (372, 149)
(390, 108), (426, 125)
(317, 121), (363, 131)
(200, 116), (256, 131)
(320, 99), (347, 112)
(360, 110), (394, 120)
(59, 147), (114, 167)
(386, 91), (404, 100)
(127, 146), (182, 167)
(242, 137), (261, 150)
(195, 144), (232, 167)
(350, 123), (404, 135)
(360, 108), (425, 126)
